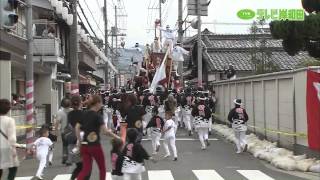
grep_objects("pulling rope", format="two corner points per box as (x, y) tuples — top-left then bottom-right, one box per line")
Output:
(212, 113), (307, 138)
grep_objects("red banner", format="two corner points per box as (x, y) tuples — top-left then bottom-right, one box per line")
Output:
(306, 70), (320, 151)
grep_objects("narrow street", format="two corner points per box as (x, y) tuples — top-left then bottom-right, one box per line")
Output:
(1, 0), (320, 180)
(13, 128), (314, 180)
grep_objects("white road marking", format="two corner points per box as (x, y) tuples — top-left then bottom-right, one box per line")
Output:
(237, 170), (275, 180)
(106, 172), (113, 180)
(15, 169), (275, 180)
(148, 170), (174, 180)
(142, 138), (219, 141)
(15, 177), (33, 180)
(193, 170), (225, 180)
(16, 172), (114, 180)
(53, 174), (71, 180)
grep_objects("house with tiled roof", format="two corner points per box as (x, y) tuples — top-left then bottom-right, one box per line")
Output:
(183, 29), (315, 84)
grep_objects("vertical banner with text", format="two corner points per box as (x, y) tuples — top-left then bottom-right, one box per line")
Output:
(306, 70), (320, 151)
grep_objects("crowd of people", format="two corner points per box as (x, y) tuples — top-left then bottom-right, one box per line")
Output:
(44, 86), (221, 180)
(0, 16), (248, 179)
(0, 24), (244, 180)
(0, 84), (250, 180)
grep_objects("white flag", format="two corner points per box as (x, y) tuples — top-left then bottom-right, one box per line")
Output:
(150, 58), (167, 93)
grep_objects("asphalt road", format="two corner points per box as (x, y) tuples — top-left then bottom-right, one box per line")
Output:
(10, 128), (318, 180)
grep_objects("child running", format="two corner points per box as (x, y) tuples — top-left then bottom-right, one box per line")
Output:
(146, 106), (165, 155)
(111, 138), (124, 180)
(33, 127), (53, 180)
(162, 101), (178, 161)
(40, 124), (57, 166)
(121, 128), (151, 180)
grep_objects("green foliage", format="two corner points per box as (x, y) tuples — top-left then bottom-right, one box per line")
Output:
(282, 36), (304, 56)
(270, 13), (320, 59)
(250, 20), (281, 74)
(295, 59), (320, 68)
(255, 60), (281, 74)
(302, 0), (320, 13)
(304, 14), (320, 37)
(306, 40), (320, 57)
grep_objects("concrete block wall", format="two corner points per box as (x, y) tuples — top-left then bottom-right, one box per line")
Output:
(211, 67), (320, 149)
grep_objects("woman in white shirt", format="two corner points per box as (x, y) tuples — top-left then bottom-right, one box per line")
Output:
(0, 99), (19, 180)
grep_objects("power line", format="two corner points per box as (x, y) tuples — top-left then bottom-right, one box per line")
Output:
(81, 0), (105, 38)
(147, 0), (160, 29)
(62, 0), (93, 36)
(78, 2), (98, 38)
(151, 0), (158, 9)
(94, 0), (105, 28)
(147, 0), (154, 29)
(63, 0), (115, 53)
(183, 3), (187, 15)
(97, 12), (103, 27)
(111, 0), (116, 7)
(106, 2), (116, 28)
(115, 0), (127, 32)
(95, 0), (101, 7)
(162, 0), (173, 24)
(77, 12), (95, 38)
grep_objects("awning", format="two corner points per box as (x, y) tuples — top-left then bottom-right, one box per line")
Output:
(79, 74), (97, 86)
(89, 73), (104, 83)
(83, 71), (104, 83)
(32, 0), (53, 10)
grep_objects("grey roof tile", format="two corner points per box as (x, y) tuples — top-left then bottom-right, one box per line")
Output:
(184, 29), (316, 72)
(205, 50), (312, 71)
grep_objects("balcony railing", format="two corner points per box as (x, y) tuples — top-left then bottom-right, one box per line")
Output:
(7, 21), (26, 39)
(33, 37), (61, 56)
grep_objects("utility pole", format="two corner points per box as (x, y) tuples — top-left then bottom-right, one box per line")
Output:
(178, 0), (184, 87)
(114, 5), (118, 89)
(159, 0), (162, 40)
(25, 0), (34, 155)
(70, 0), (79, 95)
(104, 0), (109, 89)
(197, 0), (202, 87)
(187, 0), (210, 87)
(178, 0), (183, 43)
